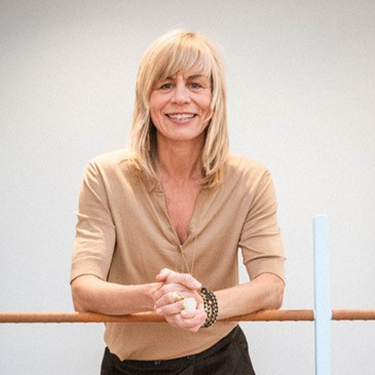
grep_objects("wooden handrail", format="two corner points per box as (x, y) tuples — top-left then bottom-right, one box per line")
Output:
(0, 309), (374, 323)
(331, 309), (375, 321)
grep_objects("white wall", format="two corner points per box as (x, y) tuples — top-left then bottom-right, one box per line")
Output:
(1, 0), (374, 374)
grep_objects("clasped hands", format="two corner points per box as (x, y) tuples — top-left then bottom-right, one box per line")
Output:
(153, 268), (207, 332)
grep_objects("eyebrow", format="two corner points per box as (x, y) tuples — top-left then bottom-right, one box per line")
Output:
(163, 74), (209, 81)
(187, 74), (208, 80)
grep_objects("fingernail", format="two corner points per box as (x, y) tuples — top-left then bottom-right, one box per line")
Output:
(156, 308), (162, 315)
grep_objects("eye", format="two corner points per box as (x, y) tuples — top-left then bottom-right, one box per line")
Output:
(188, 82), (204, 92)
(158, 83), (173, 91)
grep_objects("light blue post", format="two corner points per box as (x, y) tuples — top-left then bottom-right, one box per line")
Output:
(314, 215), (331, 375)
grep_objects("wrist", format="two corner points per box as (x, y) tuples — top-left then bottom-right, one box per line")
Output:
(142, 282), (162, 311)
(199, 287), (219, 328)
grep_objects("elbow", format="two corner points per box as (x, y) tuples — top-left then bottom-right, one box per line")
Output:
(71, 278), (91, 312)
(71, 287), (85, 312)
(270, 279), (284, 310)
(73, 301), (84, 312)
(272, 294), (283, 310)
(254, 273), (285, 311)
(72, 296), (86, 312)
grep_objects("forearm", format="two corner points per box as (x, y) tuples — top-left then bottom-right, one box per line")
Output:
(215, 273), (284, 320)
(71, 275), (160, 315)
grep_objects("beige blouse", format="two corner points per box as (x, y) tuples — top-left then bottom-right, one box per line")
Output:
(70, 150), (285, 360)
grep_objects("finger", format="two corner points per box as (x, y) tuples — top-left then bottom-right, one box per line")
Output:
(180, 308), (200, 319)
(154, 293), (175, 310)
(156, 269), (202, 290)
(177, 311), (206, 332)
(155, 301), (184, 316)
(164, 272), (202, 290)
(154, 289), (188, 309)
(153, 283), (191, 301)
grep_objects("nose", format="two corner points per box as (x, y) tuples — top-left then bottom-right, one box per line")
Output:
(171, 82), (191, 104)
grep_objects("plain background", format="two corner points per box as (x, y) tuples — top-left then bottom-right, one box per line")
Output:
(1, 0), (374, 374)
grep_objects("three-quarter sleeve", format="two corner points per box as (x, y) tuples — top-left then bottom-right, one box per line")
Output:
(70, 162), (116, 283)
(238, 171), (285, 282)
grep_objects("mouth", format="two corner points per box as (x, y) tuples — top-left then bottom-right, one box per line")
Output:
(165, 113), (197, 121)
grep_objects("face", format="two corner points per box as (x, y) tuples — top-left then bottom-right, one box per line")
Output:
(149, 72), (212, 145)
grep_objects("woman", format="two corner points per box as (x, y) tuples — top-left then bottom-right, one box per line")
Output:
(71, 29), (285, 375)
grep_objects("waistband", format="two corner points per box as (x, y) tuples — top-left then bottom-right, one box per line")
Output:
(108, 325), (240, 369)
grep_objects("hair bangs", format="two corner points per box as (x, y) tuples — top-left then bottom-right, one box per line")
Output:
(153, 38), (214, 84)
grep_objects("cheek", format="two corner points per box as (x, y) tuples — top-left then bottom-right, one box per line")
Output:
(199, 94), (212, 113)
(149, 94), (163, 113)
(202, 101), (212, 117)
(149, 106), (160, 127)
(149, 107), (162, 125)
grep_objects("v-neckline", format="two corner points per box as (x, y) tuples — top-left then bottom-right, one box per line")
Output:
(160, 187), (202, 247)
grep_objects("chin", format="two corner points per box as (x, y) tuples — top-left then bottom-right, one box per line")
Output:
(170, 132), (204, 143)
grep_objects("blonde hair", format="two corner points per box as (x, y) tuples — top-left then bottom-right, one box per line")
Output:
(129, 29), (229, 187)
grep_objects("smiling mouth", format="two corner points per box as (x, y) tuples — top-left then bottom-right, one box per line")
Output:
(166, 114), (197, 120)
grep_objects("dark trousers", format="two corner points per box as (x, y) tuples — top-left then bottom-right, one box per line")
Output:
(101, 326), (256, 375)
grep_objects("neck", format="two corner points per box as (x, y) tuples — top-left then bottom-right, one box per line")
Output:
(156, 136), (204, 184)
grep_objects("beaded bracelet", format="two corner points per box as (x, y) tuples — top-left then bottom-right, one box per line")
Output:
(199, 287), (218, 328)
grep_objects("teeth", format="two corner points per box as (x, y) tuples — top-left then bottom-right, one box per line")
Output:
(168, 114), (195, 120)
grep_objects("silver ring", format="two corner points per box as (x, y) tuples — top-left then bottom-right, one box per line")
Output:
(183, 297), (197, 311)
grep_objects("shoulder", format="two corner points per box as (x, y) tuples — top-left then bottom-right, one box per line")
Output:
(224, 153), (270, 182)
(81, 149), (141, 189)
(222, 154), (279, 212)
(88, 149), (131, 169)
(218, 153), (275, 199)
(86, 149), (137, 176)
